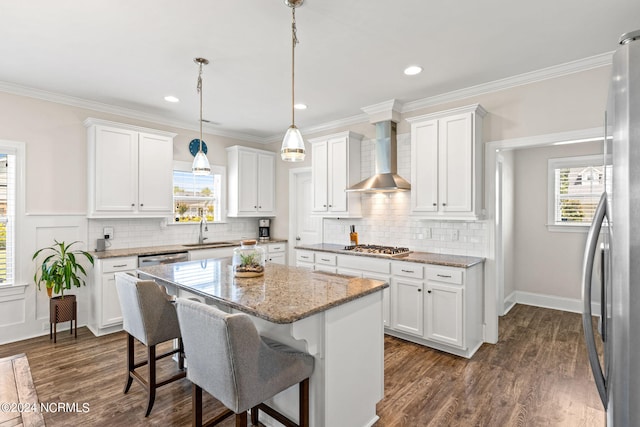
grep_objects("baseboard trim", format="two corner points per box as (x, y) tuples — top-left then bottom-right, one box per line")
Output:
(502, 291), (517, 315)
(511, 291), (601, 315)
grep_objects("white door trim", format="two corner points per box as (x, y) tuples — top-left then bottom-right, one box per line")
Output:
(288, 167), (313, 263)
(483, 126), (602, 343)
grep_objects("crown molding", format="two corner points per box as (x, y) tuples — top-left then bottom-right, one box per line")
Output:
(401, 51), (614, 113)
(0, 51), (614, 144)
(0, 80), (267, 144)
(361, 99), (403, 123)
(292, 52), (614, 139)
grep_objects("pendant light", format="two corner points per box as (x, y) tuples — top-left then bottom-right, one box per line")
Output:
(192, 57), (211, 175)
(280, 0), (305, 162)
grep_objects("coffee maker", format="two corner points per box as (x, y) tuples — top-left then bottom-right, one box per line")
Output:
(258, 219), (271, 242)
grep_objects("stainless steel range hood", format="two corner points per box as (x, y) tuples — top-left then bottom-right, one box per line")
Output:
(346, 120), (411, 193)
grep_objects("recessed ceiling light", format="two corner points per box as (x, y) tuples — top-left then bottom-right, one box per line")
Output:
(164, 95), (180, 103)
(403, 65), (423, 76)
(294, 103), (308, 110)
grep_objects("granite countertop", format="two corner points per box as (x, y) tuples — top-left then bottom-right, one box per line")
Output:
(295, 243), (484, 268)
(137, 258), (388, 324)
(90, 238), (288, 259)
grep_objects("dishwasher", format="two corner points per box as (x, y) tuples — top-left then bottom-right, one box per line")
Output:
(138, 251), (189, 267)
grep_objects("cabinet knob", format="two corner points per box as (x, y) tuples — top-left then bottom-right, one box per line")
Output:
(323, 204), (327, 207)
(254, 206), (257, 208)
(442, 203), (447, 206)
(432, 203), (437, 206)
(140, 203), (144, 206)
(131, 203), (135, 207)
(329, 204), (332, 207)
(427, 290), (432, 293)
(417, 288), (422, 292)
(258, 206), (262, 208)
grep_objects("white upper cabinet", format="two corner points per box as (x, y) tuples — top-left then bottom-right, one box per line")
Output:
(309, 131), (363, 218)
(407, 104), (486, 220)
(85, 118), (175, 218)
(226, 145), (276, 217)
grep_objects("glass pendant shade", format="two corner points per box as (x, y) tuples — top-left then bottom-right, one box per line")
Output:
(192, 57), (211, 175)
(192, 149), (211, 175)
(281, 125), (305, 162)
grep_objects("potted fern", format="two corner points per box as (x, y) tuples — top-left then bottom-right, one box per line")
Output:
(32, 240), (94, 342)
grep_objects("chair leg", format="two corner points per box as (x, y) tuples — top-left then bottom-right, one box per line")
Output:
(235, 411), (248, 427)
(178, 338), (185, 371)
(299, 378), (310, 427)
(124, 334), (134, 394)
(144, 344), (157, 417)
(193, 384), (203, 427)
(250, 406), (259, 425)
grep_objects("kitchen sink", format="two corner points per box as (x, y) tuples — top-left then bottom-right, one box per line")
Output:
(182, 241), (235, 248)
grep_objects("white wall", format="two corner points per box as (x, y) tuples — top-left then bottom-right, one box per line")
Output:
(0, 91), (270, 343)
(513, 141), (603, 302)
(499, 150), (516, 312)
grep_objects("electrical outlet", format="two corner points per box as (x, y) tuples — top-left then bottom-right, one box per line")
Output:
(452, 229), (459, 241)
(103, 227), (114, 239)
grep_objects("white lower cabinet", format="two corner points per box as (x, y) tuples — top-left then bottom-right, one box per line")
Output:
(337, 254), (391, 327)
(391, 262), (424, 336)
(295, 250), (315, 270)
(424, 267), (465, 347)
(266, 243), (287, 265)
(89, 256), (137, 336)
(425, 281), (463, 347)
(296, 248), (484, 358)
(389, 262), (482, 357)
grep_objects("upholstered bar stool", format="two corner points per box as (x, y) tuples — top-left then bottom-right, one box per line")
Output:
(175, 298), (315, 427)
(115, 272), (187, 417)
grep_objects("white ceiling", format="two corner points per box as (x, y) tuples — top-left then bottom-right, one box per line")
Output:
(1, 0), (638, 142)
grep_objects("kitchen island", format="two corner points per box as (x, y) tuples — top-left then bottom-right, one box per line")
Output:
(137, 258), (388, 427)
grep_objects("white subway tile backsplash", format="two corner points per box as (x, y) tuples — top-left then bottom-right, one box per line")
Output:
(88, 217), (260, 250)
(321, 132), (487, 257)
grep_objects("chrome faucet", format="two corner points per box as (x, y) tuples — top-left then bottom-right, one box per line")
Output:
(198, 214), (208, 244)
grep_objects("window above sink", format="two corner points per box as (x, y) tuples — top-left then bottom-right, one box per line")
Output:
(172, 160), (226, 224)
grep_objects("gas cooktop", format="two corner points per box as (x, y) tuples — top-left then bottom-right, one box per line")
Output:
(343, 244), (411, 256)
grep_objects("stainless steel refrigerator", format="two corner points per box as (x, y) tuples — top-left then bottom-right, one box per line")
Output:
(582, 29), (640, 426)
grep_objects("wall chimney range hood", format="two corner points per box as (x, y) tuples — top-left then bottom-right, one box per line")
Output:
(346, 120), (411, 193)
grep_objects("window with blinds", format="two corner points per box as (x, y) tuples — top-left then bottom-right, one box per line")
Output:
(0, 153), (15, 285)
(548, 154), (608, 230)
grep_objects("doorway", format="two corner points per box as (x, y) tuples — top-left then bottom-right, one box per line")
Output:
(288, 167), (322, 263)
(485, 127), (602, 343)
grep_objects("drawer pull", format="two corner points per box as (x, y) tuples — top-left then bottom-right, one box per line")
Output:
(437, 274), (452, 278)
(112, 264), (128, 268)
(401, 269), (415, 274)
(300, 256), (309, 259)
(321, 258), (331, 262)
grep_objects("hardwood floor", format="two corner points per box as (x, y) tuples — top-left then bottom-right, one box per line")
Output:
(0, 304), (604, 426)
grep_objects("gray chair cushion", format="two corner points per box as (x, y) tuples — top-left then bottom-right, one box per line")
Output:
(176, 298), (314, 413)
(115, 273), (181, 346)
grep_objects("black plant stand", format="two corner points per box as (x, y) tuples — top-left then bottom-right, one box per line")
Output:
(49, 294), (77, 343)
